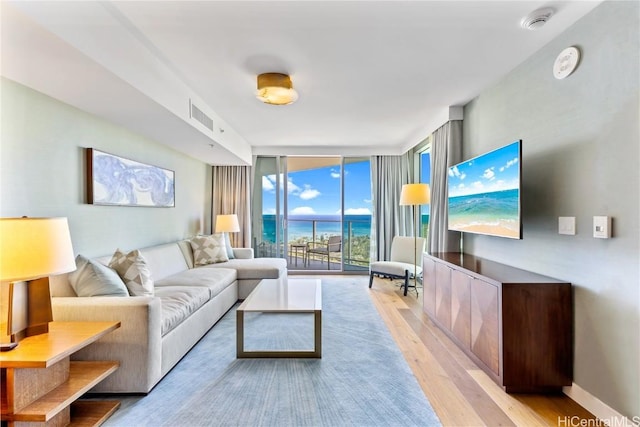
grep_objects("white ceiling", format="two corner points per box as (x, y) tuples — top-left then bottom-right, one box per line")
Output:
(1, 1), (601, 165)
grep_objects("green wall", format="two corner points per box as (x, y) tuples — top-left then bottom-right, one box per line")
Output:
(1, 77), (211, 257)
(463, 1), (639, 418)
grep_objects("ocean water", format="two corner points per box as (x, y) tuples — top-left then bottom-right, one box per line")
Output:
(448, 188), (519, 230)
(261, 214), (430, 243)
(262, 215), (370, 243)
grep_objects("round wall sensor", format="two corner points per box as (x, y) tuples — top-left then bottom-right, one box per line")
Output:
(521, 8), (554, 30)
(553, 46), (581, 79)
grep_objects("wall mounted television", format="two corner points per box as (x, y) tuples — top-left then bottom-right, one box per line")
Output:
(447, 140), (522, 239)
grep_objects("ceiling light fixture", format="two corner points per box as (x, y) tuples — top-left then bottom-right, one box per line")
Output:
(256, 73), (298, 105)
(520, 7), (554, 30)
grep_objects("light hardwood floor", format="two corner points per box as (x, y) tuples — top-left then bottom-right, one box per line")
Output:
(365, 275), (597, 427)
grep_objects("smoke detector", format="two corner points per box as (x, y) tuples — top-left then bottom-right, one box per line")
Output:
(520, 8), (555, 30)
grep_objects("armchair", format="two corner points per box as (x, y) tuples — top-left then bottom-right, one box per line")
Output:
(369, 236), (426, 296)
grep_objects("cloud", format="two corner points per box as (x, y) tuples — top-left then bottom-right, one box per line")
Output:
(363, 198), (372, 204)
(344, 207), (372, 215)
(330, 169), (340, 179)
(262, 175), (275, 191)
(472, 181), (484, 190)
(483, 167), (496, 180)
(299, 184), (321, 200)
(263, 208), (276, 214)
(291, 206), (315, 215)
(449, 166), (466, 180)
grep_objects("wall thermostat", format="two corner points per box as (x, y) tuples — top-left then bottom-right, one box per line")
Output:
(553, 46), (580, 79)
(593, 216), (611, 239)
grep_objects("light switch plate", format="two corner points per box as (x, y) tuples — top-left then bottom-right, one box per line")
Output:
(593, 216), (611, 239)
(558, 217), (576, 235)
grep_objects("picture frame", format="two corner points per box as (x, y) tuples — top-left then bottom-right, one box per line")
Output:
(86, 148), (175, 207)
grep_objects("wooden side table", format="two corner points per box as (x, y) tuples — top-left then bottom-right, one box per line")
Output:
(1, 321), (121, 427)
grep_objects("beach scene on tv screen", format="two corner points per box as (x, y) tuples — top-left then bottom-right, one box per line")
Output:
(448, 141), (520, 239)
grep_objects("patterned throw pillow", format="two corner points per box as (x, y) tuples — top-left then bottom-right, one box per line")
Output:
(190, 234), (229, 265)
(69, 254), (129, 297)
(109, 249), (154, 296)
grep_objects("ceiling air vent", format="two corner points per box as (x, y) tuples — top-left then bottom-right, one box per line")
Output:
(189, 100), (214, 131)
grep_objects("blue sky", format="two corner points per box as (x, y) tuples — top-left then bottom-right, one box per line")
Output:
(447, 141), (520, 198)
(262, 160), (372, 216)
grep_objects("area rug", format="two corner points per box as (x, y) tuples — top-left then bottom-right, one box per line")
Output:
(104, 276), (441, 427)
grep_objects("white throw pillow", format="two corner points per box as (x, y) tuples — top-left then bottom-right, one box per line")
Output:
(109, 249), (154, 296)
(190, 234), (229, 265)
(68, 254), (129, 297)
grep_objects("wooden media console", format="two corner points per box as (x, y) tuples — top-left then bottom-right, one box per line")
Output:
(422, 252), (572, 393)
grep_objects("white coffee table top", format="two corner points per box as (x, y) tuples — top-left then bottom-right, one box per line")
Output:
(238, 278), (321, 313)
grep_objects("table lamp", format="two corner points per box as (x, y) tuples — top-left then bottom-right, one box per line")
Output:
(215, 214), (240, 245)
(399, 184), (430, 291)
(0, 217), (76, 351)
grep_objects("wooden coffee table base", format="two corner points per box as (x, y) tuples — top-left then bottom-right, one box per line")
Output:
(236, 278), (322, 359)
(236, 310), (322, 358)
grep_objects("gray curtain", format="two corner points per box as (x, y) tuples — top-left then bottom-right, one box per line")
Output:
(428, 120), (462, 253)
(211, 165), (252, 248)
(370, 153), (414, 262)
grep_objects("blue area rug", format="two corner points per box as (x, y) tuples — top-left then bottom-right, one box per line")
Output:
(105, 277), (441, 427)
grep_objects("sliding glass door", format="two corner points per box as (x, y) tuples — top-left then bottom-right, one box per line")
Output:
(252, 156), (371, 273)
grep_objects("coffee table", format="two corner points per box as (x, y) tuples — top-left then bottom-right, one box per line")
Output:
(236, 278), (322, 358)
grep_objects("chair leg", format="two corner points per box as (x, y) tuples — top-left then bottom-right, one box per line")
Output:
(369, 272), (374, 288)
(403, 271), (409, 296)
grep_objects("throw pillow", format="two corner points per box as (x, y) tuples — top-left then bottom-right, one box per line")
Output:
(68, 254), (129, 297)
(190, 234), (229, 265)
(224, 233), (235, 260)
(109, 249), (154, 296)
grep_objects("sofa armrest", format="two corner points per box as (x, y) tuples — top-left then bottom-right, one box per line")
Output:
(51, 296), (162, 393)
(233, 248), (254, 259)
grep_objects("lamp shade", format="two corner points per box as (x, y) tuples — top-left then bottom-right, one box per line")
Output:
(256, 73), (298, 105)
(0, 217), (76, 282)
(215, 214), (240, 233)
(399, 183), (430, 206)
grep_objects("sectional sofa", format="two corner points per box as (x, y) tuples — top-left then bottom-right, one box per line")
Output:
(50, 239), (287, 394)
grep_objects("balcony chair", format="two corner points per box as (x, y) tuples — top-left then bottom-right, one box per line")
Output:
(306, 235), (342, 270)
(369, 236), (426, 296)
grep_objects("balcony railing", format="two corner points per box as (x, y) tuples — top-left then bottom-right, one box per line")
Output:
(255, 217), (371, 270)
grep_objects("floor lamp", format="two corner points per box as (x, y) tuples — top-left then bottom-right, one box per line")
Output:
(399, 183), (430, 293)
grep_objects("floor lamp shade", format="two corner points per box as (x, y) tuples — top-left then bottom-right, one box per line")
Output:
(215, 214), (240, 233)
(400, 183), (430, 206)
(0, 217), (76, 348)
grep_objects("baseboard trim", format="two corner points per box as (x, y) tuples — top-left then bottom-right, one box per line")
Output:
(563, 383), (631, 424)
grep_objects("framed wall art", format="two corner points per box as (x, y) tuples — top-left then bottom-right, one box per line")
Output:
(86, 148), (175, 207)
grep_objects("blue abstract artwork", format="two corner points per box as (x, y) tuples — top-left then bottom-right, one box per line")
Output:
(87, 148), (175, 207)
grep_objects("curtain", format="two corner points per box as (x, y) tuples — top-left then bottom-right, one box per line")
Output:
(370, 153), (414, 262)
(211, 165), (252, 248)
(428, 120), (462, 254)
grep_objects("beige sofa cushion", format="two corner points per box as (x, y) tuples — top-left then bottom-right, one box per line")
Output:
(199, 258), (286, 280)
(154, 286), (211, 336)
(155, 267), (237, 299)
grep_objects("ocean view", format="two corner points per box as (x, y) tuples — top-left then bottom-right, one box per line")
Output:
(261, 214), (430, 243)
(262, 215), (370, 243)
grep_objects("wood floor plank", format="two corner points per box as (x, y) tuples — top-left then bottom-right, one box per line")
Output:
(370, 287), (486, 427)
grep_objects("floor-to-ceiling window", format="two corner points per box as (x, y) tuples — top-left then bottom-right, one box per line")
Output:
(420, 150), (431, 239)
(252, 156), (371, 273)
